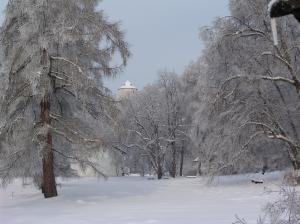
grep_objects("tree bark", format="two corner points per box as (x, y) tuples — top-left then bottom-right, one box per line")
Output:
(157, 164), (163, 180)
(292, 159), (300, 170)
(179, 141), (185, 177)
(157, 155), (163, 179)
(197, 161), (202, 177)
(288, 143), (300, 172)
(41, 97), (57, 198)
(170, 142), (177, 178)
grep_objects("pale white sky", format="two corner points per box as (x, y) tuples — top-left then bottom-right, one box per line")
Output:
(0, 0), (229, 92)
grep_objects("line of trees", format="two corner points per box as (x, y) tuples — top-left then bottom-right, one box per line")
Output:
(113, 0), (300, 179)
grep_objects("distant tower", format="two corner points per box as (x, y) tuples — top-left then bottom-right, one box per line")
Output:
(117, 80), (138, 99)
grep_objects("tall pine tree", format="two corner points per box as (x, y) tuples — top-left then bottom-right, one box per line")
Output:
(0, 0), (130, 198)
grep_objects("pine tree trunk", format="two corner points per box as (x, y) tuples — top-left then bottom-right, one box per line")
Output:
(41, 97), (57, 198)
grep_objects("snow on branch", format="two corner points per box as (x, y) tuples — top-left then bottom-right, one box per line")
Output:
(50, 56), (85, 76)
(220, 75), (299, 95)
(52, 148), (107, 178)
(50, 114), (99, 142)
(241, 122), (300, 151)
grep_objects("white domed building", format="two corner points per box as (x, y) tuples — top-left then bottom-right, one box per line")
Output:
(117, 80), (138, 99)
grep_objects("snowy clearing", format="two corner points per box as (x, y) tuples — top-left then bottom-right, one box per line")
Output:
(0, 173), (285, 224)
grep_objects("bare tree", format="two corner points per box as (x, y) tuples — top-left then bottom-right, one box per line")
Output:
(113, 72), (190, 179)
(159, 72), (187, 178)
(119, 86), (167, 179)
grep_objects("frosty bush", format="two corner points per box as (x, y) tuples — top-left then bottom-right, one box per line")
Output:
(234, 188), (300, 224)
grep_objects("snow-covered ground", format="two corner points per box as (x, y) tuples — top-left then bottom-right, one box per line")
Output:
(0, 172), (284, 224)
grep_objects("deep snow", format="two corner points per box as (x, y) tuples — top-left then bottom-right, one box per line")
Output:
(0, 172), (283, 224)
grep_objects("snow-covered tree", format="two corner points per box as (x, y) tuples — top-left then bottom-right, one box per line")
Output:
(0, 0), (130, 198)
(117, 85), (167, 179)
(113, 72), (189, 179)
(188, 0), (300, 175)
(159, 72), (187, 178)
